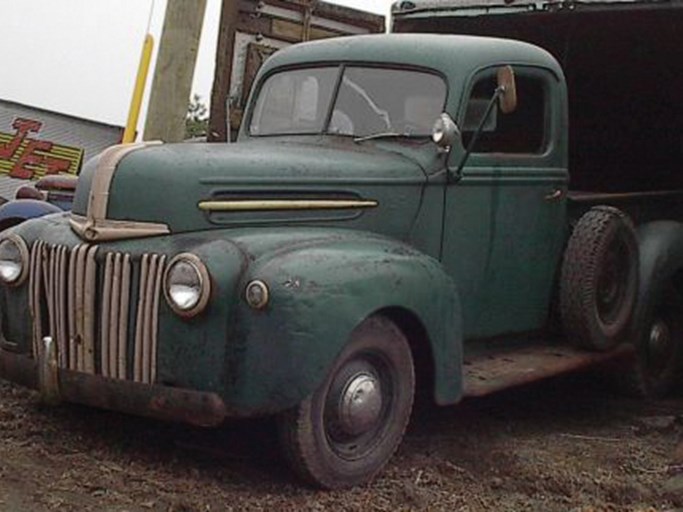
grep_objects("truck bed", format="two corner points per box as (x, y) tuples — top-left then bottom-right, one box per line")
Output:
(568, 189), (683, 224)
(393, 0), (683, 195)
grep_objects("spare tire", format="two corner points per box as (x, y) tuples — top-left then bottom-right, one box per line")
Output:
(560, 206), (639, 351)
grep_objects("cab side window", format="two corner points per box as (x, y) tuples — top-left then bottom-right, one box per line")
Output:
(463, 71), (548, 154)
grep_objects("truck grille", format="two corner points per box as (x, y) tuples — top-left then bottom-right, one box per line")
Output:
(28, 241), (166, 384)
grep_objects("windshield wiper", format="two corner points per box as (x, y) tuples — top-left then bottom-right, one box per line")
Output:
(353, 132), (432, 143)
(353, 132), (405, 143)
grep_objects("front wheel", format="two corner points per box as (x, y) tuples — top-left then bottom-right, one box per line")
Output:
(278, 315), (415, 489)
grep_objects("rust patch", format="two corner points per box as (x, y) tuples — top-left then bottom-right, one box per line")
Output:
(0, 349), (227, 427)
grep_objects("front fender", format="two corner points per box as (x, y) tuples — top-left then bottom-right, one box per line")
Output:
(225, 232), (462, 415)
(635, 221), (683, 329)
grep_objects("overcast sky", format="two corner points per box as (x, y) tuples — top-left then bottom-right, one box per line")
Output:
(0, 0), (392, 129)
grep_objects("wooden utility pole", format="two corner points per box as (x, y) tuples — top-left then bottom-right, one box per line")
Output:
(208, 0), (239, 142)
(144, 0), (207, 142)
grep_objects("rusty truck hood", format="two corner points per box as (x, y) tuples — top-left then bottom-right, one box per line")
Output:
(70, 138), (427, 242)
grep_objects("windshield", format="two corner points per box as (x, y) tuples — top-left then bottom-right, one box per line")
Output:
(249, 66), (447, 138)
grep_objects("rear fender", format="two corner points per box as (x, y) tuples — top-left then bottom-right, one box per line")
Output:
(635, 221), (683, 329)
(226, 234), (463, 415)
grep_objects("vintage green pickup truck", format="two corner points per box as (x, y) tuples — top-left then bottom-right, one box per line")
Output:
(1, 33), (682, 488)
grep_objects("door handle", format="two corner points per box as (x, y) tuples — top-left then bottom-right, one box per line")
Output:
(544, 189), (563, 201)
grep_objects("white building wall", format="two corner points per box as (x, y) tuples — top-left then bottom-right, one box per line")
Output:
(0, 100), (123, 202)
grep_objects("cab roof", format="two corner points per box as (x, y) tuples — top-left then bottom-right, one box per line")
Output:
(258, 34), (562, 84)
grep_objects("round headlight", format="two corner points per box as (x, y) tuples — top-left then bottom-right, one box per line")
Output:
(431, 113), (460, 149)
(164, 253), (210, 317)
(0, 235), (29, 286)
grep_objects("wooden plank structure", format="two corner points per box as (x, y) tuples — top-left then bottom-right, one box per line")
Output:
(209, 0), (385, 141)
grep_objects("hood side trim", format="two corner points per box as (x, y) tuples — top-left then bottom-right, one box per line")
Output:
(70, 214), (170, 242)
(198, 199), (379, 212)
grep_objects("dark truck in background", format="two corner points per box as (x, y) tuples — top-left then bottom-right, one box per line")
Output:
(392, 0), (683, 194)
(393, 0), (683, 394)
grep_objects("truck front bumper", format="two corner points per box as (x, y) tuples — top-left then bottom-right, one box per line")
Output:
(0, 346), (228, 427)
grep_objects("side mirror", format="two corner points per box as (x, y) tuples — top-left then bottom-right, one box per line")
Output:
(432, 113), (461, 151)
(497, 65), (517, 114)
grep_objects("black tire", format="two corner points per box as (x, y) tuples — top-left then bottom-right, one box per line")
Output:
(560, 206), (639, 351)
(618, 285), (683, 397)
(278, 315), (415, 489)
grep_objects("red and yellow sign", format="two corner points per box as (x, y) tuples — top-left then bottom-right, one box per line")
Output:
(0, 118), (83, 181)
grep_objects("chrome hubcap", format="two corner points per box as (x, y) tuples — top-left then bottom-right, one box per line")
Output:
(337, 372), (383, 437)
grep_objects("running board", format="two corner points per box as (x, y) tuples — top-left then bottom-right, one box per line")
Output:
(463, 342), (634, 398)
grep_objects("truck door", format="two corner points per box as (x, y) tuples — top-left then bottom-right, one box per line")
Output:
(442, 66), (568, 339)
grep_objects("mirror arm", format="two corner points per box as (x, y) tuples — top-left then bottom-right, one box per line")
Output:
(451, 87), (504, 180)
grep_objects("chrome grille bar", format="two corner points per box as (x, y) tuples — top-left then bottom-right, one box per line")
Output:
(150, 255), (165, 384)
(100, 253), (113, 377)
(28, 242), (165, 384)
(73, 244), (86, 372)
(67, 245), (77, 370)
(133, 254), (149, 382)
(134, 253), (166, 384)
(100, 252), (133, 380)
(83, 246), (98, 374)
(29, 241), (45, 358)
(118, 254), (132, 380)
(56, 246), (68, 368)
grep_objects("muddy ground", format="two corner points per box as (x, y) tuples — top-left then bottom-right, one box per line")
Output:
(1, 371), (683, 511)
